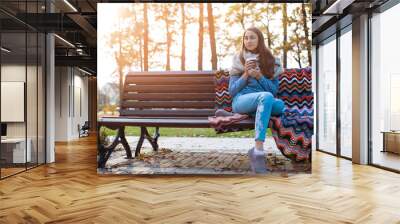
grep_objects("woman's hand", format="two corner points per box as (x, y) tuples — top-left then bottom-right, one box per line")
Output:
(244, 60), (256, 74)
(249, 69), (262, 80)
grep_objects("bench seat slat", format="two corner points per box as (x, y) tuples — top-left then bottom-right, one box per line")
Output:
(98, 117), (254, 128)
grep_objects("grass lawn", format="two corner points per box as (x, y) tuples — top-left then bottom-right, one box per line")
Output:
(101, 126), (272, 138)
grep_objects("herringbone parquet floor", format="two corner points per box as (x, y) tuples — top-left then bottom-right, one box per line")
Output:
(1, 136), (400, 223)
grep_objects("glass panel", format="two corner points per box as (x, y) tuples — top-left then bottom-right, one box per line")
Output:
(318, 37), (337, 154)
(0, 1), (46, 178)
(340, 29), (352, 158)
(26, 1), (38, 169)
(371, 4), (400, 171)
(38, 32), (45, 165)
(1, 31), (27, 177)
(27, 31), (38, 169)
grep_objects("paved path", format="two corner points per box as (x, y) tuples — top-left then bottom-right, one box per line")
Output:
(125, 136), (281, 154)
(101, 136), (310, 175)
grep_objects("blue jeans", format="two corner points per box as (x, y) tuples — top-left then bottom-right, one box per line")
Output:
(232, 92), (285, 142)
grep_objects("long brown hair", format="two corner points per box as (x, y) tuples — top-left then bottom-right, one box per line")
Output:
(239, 27), (275, 79)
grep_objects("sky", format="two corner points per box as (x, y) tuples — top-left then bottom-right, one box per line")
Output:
(98, 3), (310, 88)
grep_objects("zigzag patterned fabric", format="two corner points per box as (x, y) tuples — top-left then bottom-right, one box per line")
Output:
(213, 68), (313, 161)
(270, 67), (313, 161)
(215, 70), (233, 112)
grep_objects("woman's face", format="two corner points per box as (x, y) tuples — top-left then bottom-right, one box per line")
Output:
(244, 30), (258, 51)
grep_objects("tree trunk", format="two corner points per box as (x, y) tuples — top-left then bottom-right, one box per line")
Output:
(282, 3), (288, 68)
(295, 36), (302, 68)
(240, 4), (245, 30)
(118, 17), (123, 105)
(139, 37), (143, 72)
(166, 24), (171, 71)
(207, 3), (217, 70)
(301, 3), (311, 66)
(164, 7), (171, 71)
(133, 5), (143, 72)
(293, 22), (302, 68)
(181, 3), (186, 71)
(143, 4), (149, 71)
(266, 23), (272, 48)
(198, 3), (204, 70)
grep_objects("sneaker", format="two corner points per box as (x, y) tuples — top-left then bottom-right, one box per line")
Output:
(247, 148), (267, 174)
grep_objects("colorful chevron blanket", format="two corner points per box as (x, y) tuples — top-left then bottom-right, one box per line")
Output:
(213, 68), (313, 161)
(208, 110), (250, 132)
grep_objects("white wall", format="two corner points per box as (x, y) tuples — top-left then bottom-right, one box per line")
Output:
(55, 67), (89, 141)
(70, 71), (89, 138)
(55, 67), (69, 141)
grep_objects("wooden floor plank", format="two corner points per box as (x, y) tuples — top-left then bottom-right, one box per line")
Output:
(0, 135), (400, 223)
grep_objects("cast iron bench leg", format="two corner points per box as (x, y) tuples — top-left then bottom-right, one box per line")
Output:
(144, 127), (159, 151)
(118, 127), (132, 159)
(98, 126), (131, 168)
(135, 127), (160, 157)
(97, 125), (106, 168)
(153, 127), (160, 150)
(135, 127), (146, 157)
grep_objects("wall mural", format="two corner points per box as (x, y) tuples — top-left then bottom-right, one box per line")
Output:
(97, 3), (313, 175)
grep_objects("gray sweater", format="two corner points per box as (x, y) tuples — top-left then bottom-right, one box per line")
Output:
(229, 52), (283, 99)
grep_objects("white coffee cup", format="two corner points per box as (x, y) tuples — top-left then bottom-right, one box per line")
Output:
(245, 57), (259, 71)
(245, 57), (258, 63)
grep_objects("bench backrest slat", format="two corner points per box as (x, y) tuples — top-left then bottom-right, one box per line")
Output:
(121, 71), (215, 117)
(121, 101), (214, 109)
(120, 109), (214, 117)
(123, 93), (215, 101)
(124, 85), (214, 93)
(125, 76), (213, 85)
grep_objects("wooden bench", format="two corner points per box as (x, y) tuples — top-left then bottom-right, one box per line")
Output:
(97, 71), (254, 168)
